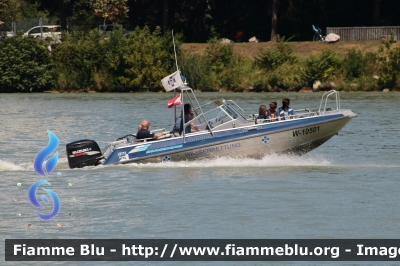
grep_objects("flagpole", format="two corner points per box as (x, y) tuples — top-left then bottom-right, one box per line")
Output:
(173, 88), (176, 124)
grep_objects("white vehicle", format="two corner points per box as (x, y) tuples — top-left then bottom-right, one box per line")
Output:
(23, 25), (62, 40)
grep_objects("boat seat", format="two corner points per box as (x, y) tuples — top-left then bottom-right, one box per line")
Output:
(135, 138), (155, 143)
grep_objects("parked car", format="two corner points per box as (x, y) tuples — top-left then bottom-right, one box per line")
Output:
(0, 31), (14, 41)
(23, 25), (62, 40)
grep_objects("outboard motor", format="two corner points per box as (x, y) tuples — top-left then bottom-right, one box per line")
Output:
(66, 139), (103, 168)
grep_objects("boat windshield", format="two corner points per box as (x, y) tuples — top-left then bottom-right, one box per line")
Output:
(189, 99), (246, 130)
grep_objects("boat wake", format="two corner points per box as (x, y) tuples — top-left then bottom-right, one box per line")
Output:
(2, 155), (399, 172)
(96, 153), (400, 170)
(118, 153), (334, 169)
(0, 158), (70, 172)
(0, 159), (27, 171)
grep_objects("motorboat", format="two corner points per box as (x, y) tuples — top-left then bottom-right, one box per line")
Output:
(66, 83), (357, 168)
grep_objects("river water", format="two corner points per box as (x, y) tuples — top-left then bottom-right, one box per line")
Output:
(0, 92), (399, 265)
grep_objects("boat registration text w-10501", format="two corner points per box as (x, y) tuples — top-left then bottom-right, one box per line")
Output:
(292, 126), (320, 137)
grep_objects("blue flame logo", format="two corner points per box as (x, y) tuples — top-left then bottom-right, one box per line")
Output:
(29, 130), (60, 220)
(28, 180), (60, 220)
(34, 130), (59, 176)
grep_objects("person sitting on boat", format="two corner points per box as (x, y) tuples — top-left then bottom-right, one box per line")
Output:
(180, 103), (200, 134)
(255, 105), (268, 124)
(278, 98), (294, 120)
(173, 107), (200, 134)
(172, 115), (182, 133)
(136, 119), (166, 140)
(267, 101), (280, 122)
(188, 106), (201, 132)
(136, 124), (142, 134)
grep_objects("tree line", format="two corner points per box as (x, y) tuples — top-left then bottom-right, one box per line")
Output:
(1, 0), (400, 42)
(1, 29), (400, 92)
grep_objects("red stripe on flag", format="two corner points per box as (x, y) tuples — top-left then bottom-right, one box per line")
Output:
(167, 94), (182, 108)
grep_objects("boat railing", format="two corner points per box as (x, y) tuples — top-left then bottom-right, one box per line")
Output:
(248, 108), (319, 122)
(319, 90), (340, 114)
(292, 108), (319, 118)
(108, 139), (130, 147)
(135, 134), (173, 143)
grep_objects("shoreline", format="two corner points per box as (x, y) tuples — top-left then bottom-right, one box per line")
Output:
(33, 89), (397, 93)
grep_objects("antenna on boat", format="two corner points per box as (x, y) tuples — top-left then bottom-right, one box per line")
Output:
(172, 30), (179, 126)
(172, 30), (179, 72)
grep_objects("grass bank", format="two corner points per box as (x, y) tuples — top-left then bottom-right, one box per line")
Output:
(183, 40), (400, 59)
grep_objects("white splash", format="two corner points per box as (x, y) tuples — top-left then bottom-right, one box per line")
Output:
(4, 154), (399, 172)
(119, 153), (333, 169)
(0, 159), (26, 171)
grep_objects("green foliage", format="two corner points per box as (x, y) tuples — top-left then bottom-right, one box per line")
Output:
(266, 62), (304, 90)
(377, 32), (400, 89)
(120, 26), (173, 91)
(180, 49), (260, 92)
(0, 35), (53, 92)
(102, 28), (126, 87)
(342, 49), (365, 80)
(209, 26), (220, 39)
(52, 30), (108, 90)
(69, 0), (97, 31)
(182, 39), (257, 91)
(357, 76), (380, 91)
(384, 31), (397, 50)
(218, 55), (258, 91)
(205, 37), (234, 73)
(0, 1), (49, 31)
(2, 27), (399, 92)
(91, 0), (129, 26)
(255, 35), (297, 70)
(162, 30), (184, 69)
(180, 53), (211, 90)
(341, 49), (367, 81)
(51, 26), (173, 91)
(303, 50), (339, 85)
(364, 52), (378, 65)
(378, 46), (400, 89)
(0, 0), (22, 20)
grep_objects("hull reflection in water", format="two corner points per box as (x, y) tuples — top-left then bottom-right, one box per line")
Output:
(66, 89), (356, 168)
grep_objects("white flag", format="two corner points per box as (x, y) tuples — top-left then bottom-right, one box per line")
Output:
(161, 71), (184, 91)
